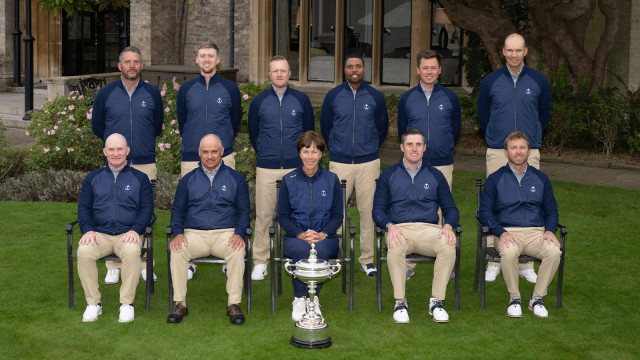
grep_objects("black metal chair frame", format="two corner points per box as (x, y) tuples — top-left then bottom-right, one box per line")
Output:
(67, 213), (156, 311)
(375, 224), (462, 312)
(66, 77), (106, 97)
(165, 226), (253, 314)
(269, 179), (356, 313)
(473, 178), (567, 309)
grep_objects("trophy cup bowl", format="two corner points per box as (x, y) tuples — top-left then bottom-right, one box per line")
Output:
(284, 243), (341, 349)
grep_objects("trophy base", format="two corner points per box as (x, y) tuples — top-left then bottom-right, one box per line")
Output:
(290, 323), (332, 349)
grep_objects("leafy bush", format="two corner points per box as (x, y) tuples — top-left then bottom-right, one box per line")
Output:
(238, 82), (267, 133)
(385, 93), (399, 125)
(0, 146), (29, 182)
(156, 78), (183, 175)
(25, 91), (103, 171)
(0, 169), (86, 202)
(155, 171), (180, 210)
(580, 90), (629, 157)
(0, 121), (9, 147)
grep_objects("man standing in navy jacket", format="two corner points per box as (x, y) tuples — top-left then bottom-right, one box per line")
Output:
(320, 54), (389, 277)
(167, 134), (250, 325)
(91, 46), (163, 285)
(248, 55), (315, 280)
(478, 132), (561, 319)
(373, 129), (459, 324)
(77, 133), (154, 323)
(177, 41), (241, 177)
(477, 33), (551, 283)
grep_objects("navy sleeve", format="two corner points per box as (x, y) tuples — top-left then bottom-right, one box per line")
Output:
(176, 82), (188, 135)
(537, 74), (552, 130)
(478, 173), (507, 237)
(300, 92), (315, 132)
(277, 178), (305, 236)
(541, 174), (559, 232)
(373, 90), (389, 147)
(397, 93), (408, 138)
(78, 173), (96, 234)
(434, 169), (459, 227)
(449, 91), (461, 146)
(151, 87), (164, 137)
(233, 172), (251, 238)
(477, 77), (491, 134)
(132, 172), (154, 234)
(247, 94), (262, 151)
(91, 88), (108, 140)
(170, 176), (190, 236)
(320, 176), (344, 236)
(320, 90), (335, 146)
(372, 169), (393, 228)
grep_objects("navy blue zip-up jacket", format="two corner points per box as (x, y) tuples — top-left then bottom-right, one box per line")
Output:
(477, 65), (551, 149)
(171, 161), (250, 237)
(248, 86), (315, 169)
(277, 166), (343, 238)
(92, 79), (164, 165)
(397, 82), (461, 166)
(320, 81), (389, 164)
(373, 160), (459, 228)
(176, 74), (242, 161)
(478, 164), (559, 237)
(78, 165), (154, 235)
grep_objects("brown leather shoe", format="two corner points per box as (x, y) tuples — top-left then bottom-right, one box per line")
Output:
(227, 304), (245, 325)
(167, 303), (188, 323)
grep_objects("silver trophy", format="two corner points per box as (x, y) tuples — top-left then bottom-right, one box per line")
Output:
(284, 243), (341, 349)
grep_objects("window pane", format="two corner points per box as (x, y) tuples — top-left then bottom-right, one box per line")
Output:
(431, 2), (462, 85)
(274, 0), (300, 79)
(381, 0), (411, 85)
(308, 0), (335, 82)
(345, 0), (373, 83)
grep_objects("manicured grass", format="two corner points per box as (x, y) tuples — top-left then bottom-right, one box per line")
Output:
(1, 170), (638, 359)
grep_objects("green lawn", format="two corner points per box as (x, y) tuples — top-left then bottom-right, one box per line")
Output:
(1, 170), (638, 359)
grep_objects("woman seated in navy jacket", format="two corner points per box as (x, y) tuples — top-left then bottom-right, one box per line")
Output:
(277, 130), (343, 322)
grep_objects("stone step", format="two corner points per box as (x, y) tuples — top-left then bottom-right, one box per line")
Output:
(5, 86), (48, 95)
(1, 116), (30, 128)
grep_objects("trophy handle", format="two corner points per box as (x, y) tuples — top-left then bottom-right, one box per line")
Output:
(328, 260), (342, 278)
(284, 261), (295, 277)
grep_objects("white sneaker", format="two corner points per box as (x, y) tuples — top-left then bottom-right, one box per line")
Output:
(104, 269), (120, 284)
(221, 265), (228, 278)
(82, 304), (102, 322)
(519, 269), (538, 283)
(140, 270), (157, 282)
(428, 298), (449, 323)
(187, 264), (197, 280)
(485, 265), (500, 282)
(118, 304), (135, 323)
(507, 297), (522, 318)
(406, 265), (415, 280)
(306, 296), (322, 316)
(393, 300), (409, 323)
(251, 264), (268, 280)
(292, 297), (307, 321)
(528, 296), (549, 318)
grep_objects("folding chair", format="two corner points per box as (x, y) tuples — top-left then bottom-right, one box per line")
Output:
(165, 226), (253, 313)
(375, 225), (462, 312)
(66, 213), (156, 311)
(270, 179), (355, 313)
(473, 178), (567, 309)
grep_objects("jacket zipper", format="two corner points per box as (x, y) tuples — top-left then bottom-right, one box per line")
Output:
(111, 174), (117, 235)
(351, 89), (356, 164)
(426, 94), (431, 164)
(205, 82), (209, 134)
(280, 95), (284, 169)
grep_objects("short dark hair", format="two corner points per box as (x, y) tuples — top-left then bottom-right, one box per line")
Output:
(504, 131), (530, 150)
(400, 128), (425, 144)
(119, 46), (142, 62)
(297, 130), (326, 153)
(344, 53), (364, 68)
(198, 41), (220, 55)
(416, 49), (442, 67)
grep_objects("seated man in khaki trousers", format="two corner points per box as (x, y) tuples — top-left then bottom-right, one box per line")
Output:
(77, 133), (154, 323)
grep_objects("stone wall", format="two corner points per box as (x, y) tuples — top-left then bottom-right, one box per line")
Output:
(0, 0), (15, 90)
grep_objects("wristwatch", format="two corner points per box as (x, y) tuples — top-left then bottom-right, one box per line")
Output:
(385, 222), (394, 229)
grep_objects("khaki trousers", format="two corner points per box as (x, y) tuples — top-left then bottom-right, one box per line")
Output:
(387, 223), (456, 301)
(77, 232), (142, 305)
(329, 159), (380, 265)
(181, 152), (236, 177)
(253, 167), (296, 265)
(485, 148), (541, 271)
(106, 162), (156, 271)
(170, 229), (245, 305)
(497, 227), (561, 299)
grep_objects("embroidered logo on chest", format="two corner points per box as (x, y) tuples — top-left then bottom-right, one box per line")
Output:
(424, 183), (429, 190)
(526, 88), (532, 95)
(221, 185), (227, 192)
(439, 104), (444, 110)
(321, 190), (327, 197)
(291, 109), (297, 116)
(364, 104), (370, 110)
(530, 186), (536, 192)
(141, 101), (146, 107)
(217, 97), (222, 104)
(125, 185), (131, 191)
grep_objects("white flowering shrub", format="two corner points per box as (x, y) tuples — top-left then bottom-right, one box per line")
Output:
(26, 91), (103, 171)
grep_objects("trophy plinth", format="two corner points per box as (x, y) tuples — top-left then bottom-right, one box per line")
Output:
(284, 244), (341, 349)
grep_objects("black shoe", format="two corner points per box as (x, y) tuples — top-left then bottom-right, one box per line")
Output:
(227, 304), (245, 325)
(167, 303), (188, 323)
